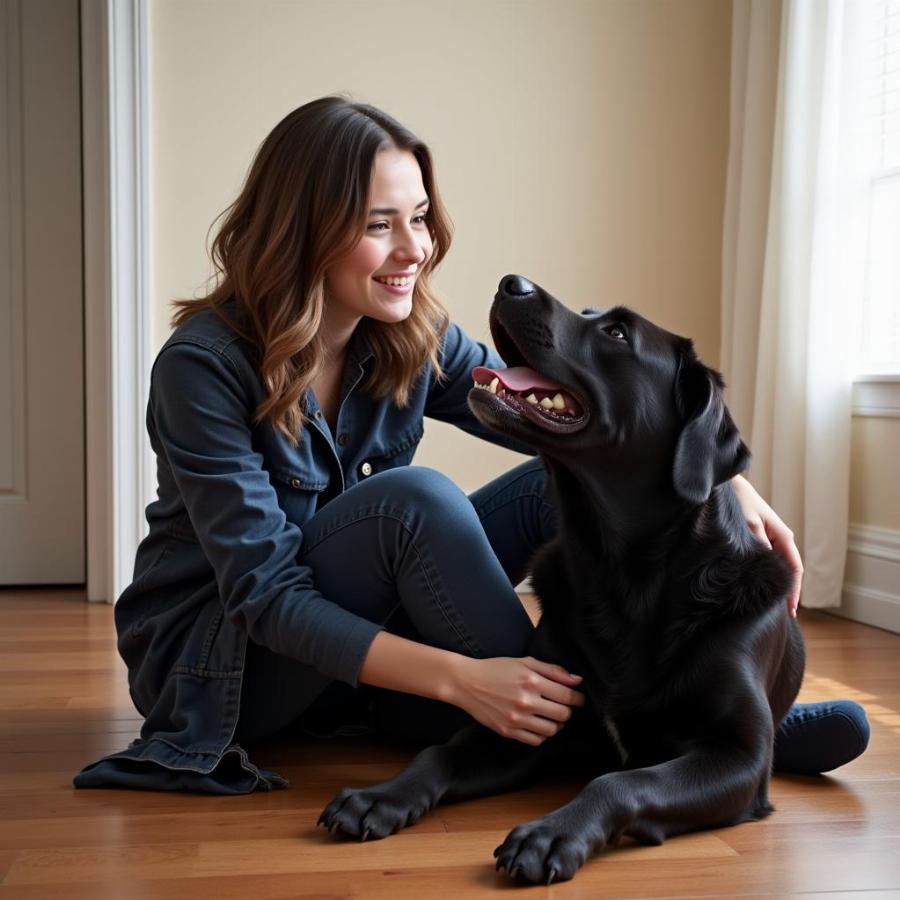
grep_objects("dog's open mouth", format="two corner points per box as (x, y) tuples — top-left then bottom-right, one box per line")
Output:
(471, 365), (587, 433)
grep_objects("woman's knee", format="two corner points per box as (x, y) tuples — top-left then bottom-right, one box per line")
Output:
(370, 465), (472, 517)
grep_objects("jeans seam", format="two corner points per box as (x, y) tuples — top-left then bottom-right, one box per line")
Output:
(469, 462), (546, 517)
(399, 526), (482, 656)
(301, 507), (482, 657)
(300, 505), (413, 552)
(475, 490), (552, 523)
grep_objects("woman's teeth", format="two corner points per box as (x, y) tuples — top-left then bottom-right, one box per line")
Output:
(374, 275), (414, 287)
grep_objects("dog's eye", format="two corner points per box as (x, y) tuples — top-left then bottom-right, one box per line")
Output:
(603, 324), (628, 342)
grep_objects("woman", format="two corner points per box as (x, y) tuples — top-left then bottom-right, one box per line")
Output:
(75, 96), (868, 793)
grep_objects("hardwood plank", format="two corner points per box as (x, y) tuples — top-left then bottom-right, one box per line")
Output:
(1, 590), (899, 897)
(2, 830), (737, 885)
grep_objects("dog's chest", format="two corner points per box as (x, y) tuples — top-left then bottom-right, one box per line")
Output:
(540, 595), (662, 710)
(531, 542), (675, 700)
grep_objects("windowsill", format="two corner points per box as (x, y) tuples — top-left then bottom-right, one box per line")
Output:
(852, 374), (900, 418)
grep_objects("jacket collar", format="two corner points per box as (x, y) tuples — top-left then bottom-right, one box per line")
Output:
(347, 320), (374, 369)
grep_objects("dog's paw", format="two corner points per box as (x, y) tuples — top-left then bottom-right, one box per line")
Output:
(317, 784), (429, 841)
(494, 813), (594, 884)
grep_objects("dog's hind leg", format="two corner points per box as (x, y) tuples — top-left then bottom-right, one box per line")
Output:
(318, 722), (560, 841)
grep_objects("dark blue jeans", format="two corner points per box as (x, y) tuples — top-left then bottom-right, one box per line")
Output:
(237, 459), (869, 774)
(237, 459), (552, 744)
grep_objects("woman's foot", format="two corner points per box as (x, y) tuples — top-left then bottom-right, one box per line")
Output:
(773, 700), (870, 774)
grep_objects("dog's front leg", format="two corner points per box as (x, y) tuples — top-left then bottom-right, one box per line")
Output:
(494, 739), (771, 884)
(318, 721), (558, 841)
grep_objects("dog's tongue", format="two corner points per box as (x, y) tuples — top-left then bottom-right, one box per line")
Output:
(472, 366), (565, 393)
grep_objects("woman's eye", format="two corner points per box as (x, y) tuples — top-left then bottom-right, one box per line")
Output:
(412, 213), (428, 225)
(367, 221), (389, 231)
(603, 324), (627, 341)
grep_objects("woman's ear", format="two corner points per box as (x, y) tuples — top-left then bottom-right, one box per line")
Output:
(672, 344), (750, 504)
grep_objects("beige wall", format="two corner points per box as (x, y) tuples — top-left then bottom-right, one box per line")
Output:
(850, 417), (900, 531)
(150, 0), (731, 491)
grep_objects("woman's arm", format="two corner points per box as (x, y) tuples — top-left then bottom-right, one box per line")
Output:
(732, 474), (804, 616)
(151, 341), (382, 684)
(358, 630), (585, 746)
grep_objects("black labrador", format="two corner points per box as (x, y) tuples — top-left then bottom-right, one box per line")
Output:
(319, 274), (805, 884)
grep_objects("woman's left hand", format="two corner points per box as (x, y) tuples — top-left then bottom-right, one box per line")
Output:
(732, 475), (803, 617)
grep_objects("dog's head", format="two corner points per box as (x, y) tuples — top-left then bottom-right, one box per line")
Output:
(468, 275), (750, 504)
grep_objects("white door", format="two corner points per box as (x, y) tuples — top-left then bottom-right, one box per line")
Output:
(0, 0), (84, 584)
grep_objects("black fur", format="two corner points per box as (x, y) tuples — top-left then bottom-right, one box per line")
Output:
(318, 275), (805, 884)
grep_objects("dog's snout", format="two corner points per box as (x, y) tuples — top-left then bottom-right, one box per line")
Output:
(501, 275), (535, 297)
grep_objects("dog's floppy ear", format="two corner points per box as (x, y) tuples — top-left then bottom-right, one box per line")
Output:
(672, 340), (750, 504)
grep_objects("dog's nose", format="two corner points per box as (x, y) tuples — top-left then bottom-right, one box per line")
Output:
(501, 275), (535, 296)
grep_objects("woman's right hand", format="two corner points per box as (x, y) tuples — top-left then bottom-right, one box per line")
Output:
(448, 655), (586, 746)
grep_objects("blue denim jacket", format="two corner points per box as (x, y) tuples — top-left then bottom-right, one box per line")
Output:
(73, 300), (532, 793)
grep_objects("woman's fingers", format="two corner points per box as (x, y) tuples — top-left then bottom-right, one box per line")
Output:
(532, 695), (578, 723)
(517, 714), (561, 738)
(508, 729), (545, 746)
(524, 657), (583, 686)
(768, 525), (804, 617)
(506, 715), (563, 745)
(748, 515), (772, 549)
(519, 658), (586, 715)
(533, 676), (586, 710)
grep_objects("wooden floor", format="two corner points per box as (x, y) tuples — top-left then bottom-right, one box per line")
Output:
(1, 590), (899, 899)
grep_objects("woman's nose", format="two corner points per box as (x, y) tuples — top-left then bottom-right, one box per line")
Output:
(394, 233), (427, 264)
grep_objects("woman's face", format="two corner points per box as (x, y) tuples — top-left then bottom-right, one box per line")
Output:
(324, 148), (433, 327)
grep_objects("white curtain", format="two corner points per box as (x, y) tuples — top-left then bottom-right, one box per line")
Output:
(722, 0), (870, 609)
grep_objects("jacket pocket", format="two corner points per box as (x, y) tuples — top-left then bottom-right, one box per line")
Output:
(365, 424), (424, 473)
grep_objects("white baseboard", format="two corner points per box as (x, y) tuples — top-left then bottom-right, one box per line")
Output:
(831, 524), (900, 634)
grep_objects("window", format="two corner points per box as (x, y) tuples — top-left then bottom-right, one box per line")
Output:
(858, 0), (900, 377)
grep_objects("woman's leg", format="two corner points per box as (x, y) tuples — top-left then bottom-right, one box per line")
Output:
(466, 457), (558, 588)
(237, 464), (536, 744)
(370, 457), (558, 743)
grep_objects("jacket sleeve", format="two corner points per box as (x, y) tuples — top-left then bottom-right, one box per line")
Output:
(425, 321), (537, 457)
(149, 341), (382, 686)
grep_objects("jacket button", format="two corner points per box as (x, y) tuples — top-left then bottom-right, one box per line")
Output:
(314, 411), (322, 419)
(361, 461), (372, 477)
(337, 433), (349, 446)
(290, 478), (301, 488)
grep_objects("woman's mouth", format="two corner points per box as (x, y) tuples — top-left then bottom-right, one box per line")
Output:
(373, 274), (416, 295)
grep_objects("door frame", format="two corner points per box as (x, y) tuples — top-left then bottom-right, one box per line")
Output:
(81, 0), (153, 603)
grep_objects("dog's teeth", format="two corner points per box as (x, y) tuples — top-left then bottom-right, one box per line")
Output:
(539, 397), (554, 409)
(525, 394), (539, 405)
(552, 393), (565, 410)
(489, 377), (499, 394)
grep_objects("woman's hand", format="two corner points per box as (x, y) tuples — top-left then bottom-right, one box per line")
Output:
(447, 655), (586, 745)
(732, 475), (804, 617)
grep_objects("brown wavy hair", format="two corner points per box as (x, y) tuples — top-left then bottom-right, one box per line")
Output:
(171, 96), (452, 446)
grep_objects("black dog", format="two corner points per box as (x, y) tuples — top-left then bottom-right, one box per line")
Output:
(319, 275), (805, 884)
